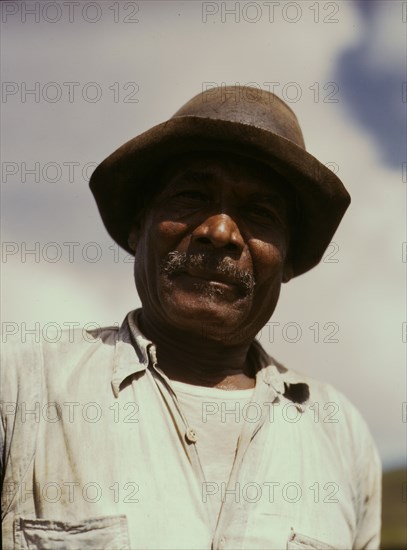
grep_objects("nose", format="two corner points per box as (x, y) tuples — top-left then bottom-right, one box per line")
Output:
(191, 213), (244, 253)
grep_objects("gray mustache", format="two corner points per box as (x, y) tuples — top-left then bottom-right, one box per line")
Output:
(160, 251), (255, 295)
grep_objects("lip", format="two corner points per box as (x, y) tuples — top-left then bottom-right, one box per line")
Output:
(173, 270), (249, 298)
(183, 269), (240, 288)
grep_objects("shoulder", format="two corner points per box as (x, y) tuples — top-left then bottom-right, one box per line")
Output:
(260, 348), (381, 472)
(282, 360), (381, 478)
(286, 366), (375, 442)
(1, 323), (120, 403)
(277, 361), (382, 544)
(268, 352), (372, 430)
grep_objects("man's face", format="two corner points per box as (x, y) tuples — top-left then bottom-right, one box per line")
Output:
(130, 152), (293, 345)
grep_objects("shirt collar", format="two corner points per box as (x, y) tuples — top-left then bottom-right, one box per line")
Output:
(111, 309), (154, 397)
(111, 309), (310, 407)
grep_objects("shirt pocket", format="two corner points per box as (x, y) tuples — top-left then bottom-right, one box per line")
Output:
(287, 530), (334, 550)
(14, 515), (130, 550)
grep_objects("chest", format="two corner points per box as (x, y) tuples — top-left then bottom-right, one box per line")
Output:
(28, 379), (357, 549)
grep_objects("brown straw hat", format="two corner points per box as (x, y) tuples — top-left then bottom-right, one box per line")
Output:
(90, 85), (350, 277)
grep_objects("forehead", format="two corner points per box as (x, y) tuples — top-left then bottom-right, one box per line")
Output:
(157, 151), (290, 199)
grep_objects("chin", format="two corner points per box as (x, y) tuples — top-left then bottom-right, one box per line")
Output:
(162, 290), (253, 342)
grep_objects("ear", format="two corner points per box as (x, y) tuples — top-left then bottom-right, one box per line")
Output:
(128, 227), (139, 253)
(282, 263), (293, 283)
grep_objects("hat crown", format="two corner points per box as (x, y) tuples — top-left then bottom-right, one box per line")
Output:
(173, 86), (305, 149)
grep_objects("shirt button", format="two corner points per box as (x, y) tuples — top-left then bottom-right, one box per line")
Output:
(219, 536), (226, 549)
(185, 427), (198, 443)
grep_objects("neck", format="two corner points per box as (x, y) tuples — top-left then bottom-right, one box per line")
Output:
(138, 311), (256, 390)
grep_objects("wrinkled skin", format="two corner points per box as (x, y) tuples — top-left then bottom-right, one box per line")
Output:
(129, 152), (293, 389)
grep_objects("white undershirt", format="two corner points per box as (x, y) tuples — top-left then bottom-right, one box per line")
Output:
(170, 379), (255, 522)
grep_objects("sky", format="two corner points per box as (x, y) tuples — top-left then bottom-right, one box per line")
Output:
(1, 0), (406, 470)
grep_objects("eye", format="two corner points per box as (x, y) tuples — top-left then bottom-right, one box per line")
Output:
(249, 205), (272, 217)
(248, 204), (277, 219)
(247, 204), (285, 226)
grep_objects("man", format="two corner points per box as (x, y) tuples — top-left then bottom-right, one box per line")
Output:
(1, 86), (381, 549)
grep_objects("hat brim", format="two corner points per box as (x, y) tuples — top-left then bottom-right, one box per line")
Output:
(89, 116), (350, 277)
